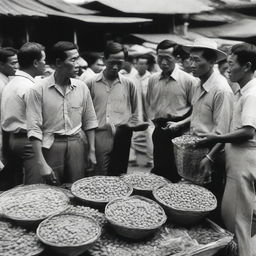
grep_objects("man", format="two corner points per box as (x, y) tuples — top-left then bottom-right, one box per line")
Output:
(86, 42), (140, 176)
(146, 40), (197, 182)
(1, 42), (46, 185)
(80, 52), (105, 82)
(182, 38), (234, 224)
(26, 41), (98, 185)
(198, 43), (256, 256)
(131, 54), (153, 167)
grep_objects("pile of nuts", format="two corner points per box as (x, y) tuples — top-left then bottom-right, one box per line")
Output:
(64, 205), (107, 227)
(0, 220), (43, 256)
(172, 135), (200, 148)
(0, 188), (69, 220)
(122, 173), (169, 191)
(38, 214), (100, 246)
(105, 197), (166, 228)
(71, 176), (132, 202)
(154, 184), (216, 211)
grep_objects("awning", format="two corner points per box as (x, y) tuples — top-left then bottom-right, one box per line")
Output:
(131, 32), (242, 48)
(83, 0), (214, 14)
(191, 18), (256, 38)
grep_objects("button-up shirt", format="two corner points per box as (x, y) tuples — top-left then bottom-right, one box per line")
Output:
(230, 78), (256, 147)
(27, 73), (98, 149)
(1, 70), (35, 133)
(190, 71), (234, 136)
(86, 72), (138, 129)
(80, 68), (96, 84)
(146, 65), (197, 120)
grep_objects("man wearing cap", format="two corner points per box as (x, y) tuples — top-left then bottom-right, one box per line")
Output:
(146, 40), (197, 182)
(182, 38), (234, 224)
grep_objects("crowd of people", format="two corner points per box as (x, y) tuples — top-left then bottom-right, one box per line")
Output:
(0, 38), (255, 256)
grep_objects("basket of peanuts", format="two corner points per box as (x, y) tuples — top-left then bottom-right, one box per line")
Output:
(153, 183), (217, 226)
(121, 172), (170, 198)
(172, 135), (209, 185)
(0, 184), (70, 227)
(36, 213), (101, 256)
(105, 195), (167, 240)
(71, 176), (133, 208)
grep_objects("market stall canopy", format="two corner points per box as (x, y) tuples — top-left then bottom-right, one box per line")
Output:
(0, 0), (152, 24)
(191, 18), (256, 38)
(131, 33), (242, 48)
(83, 0), (214, 14)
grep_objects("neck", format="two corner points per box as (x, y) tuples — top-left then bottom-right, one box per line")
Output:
(239, 73), (254, 88)
(103, 70), (117, 81)
(54, 71), (70, 86)
(200, 68), (213, 85)
(162, 68), (174, 78)
(20, 68), (37, 78)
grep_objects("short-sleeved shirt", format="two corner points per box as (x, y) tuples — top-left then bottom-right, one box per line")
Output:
(146, 65), (197, 120)
(1, 70), (35, 133)
(27, 73), (98, 149)
(190, 71), (234, 136)
(86, 72), (138, 129)
(230, 78), (256, 147)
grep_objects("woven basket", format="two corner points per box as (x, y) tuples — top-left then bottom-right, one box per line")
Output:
(153, 184), (217, 226)
(36, 213), (101, 256)
(172, 135), (209, 185)
(0, 184), (70, 228)
(71, 176), (133, 209)
(105, 195), (167, 240)
(121, 173), (170, 198)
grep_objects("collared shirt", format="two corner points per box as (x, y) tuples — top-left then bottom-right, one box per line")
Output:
(190, 70), (234, 136)
(230, 78), (256, 147)
(0, 72), (9, 95)
(86, 72), (138, 129)
(1, 70), (35, 133)
(146, 65), (197, 120)
(80, 68), (96, 84)
(27, 73), (98, 149)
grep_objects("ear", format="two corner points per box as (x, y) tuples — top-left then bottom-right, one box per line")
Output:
(244, 62), (252, 72)
(33, 59), (39, 68)
(55, 58), (63, 68)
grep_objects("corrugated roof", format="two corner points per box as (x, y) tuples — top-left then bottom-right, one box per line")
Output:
(84, 0), (214, 14)
(191, 18), (256, 38)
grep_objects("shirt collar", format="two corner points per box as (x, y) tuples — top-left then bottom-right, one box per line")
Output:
(201, 70), (216, 93)
(0, 72), (9, 84)
(15, 70), (35, 83)
(96, 71), (121, 84)
(240, 78), (256, 95)
(48, 72), (78, 89)
(160, 65), (179, 81)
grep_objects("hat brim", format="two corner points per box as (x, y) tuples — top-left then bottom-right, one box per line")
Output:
(182, 44), (227, 63)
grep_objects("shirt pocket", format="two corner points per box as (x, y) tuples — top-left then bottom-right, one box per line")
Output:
(68, 104), (83, 126)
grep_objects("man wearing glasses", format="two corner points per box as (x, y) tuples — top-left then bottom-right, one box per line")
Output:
(146, 40), (197, 182)
(86, 42), (141, 176)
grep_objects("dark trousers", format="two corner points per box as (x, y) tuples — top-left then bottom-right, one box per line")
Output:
(108, 127), (133, 176)
(151, 126), (181, 182)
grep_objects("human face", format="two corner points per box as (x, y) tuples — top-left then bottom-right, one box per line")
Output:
(227, 53), (246, 84)
(60, 49), (80, 78)
(104, 51), (125, 79)
(136, 58), (148, 76)
(35, 51), (46, 76)
(219, 61), (229, 79)
(91, 58), (105, 73)
(157, 48), (176, 73)
(2, 55), (19, 76)
(189, 50), (213, 78)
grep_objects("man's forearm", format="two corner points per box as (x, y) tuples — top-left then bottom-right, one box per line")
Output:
(30, 137), (45, 162)
(85, 129), (96, 151)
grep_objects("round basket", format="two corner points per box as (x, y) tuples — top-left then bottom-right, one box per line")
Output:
(0, 184), (70, 227)
(121, 172), (170, 198)
(36, 213), (101, 256)
(172, 135), (209, 185)
(71, 176), (133, 209)
(105, 195), (167, 240)
(153, 183), (217, 226)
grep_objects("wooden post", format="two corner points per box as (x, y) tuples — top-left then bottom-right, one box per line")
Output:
(25, 27), (30, 42)
(73, 29), (77, 45)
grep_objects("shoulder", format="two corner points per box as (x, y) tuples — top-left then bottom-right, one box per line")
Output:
(119, 74), (136, 88)
(177, 68), (197, 85)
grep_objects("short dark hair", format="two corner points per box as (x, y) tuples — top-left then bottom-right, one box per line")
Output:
(81, 52), (101, 67)
(230, 43), (256, 72)
(49, 41), (78, 64)
(156, 40), (177, 53)
(18, 42), (45, 69)
(104, 42), (128, 59)
(0, 47), (17, 63)
(191, 48), (217, 63)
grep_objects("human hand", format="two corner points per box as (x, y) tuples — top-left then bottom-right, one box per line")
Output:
(196, 133), (219, 147)
(197, 157), (213, 184)
(162, 121), (180, 132)
(88, 149), (97, 166)
(38, 160), (59, 186)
